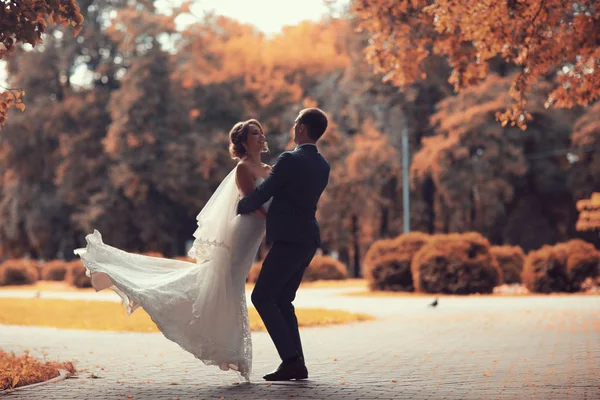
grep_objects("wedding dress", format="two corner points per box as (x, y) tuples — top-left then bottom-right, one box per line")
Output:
(74, 167), (268, 381)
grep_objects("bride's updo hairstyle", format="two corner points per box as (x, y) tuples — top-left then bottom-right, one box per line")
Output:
(229, 119), (268, 160)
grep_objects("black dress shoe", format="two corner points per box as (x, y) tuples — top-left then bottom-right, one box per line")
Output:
(263, 359), (308, 381)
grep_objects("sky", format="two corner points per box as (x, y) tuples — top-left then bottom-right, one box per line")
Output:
(181, 0), (349, 34)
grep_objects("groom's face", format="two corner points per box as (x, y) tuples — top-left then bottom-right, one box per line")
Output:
(292, 114), (303, 144)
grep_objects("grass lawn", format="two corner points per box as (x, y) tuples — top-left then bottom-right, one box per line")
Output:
(0, 279), (369, 293)
(0, 298), (373, 333)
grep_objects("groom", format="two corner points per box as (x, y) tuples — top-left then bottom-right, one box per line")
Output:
(237, 108), (330, 381)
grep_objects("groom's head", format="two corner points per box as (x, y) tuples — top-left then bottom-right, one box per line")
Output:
(293, 108), (328, 145)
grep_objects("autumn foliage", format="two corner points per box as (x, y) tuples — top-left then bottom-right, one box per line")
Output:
(409, 74), (581, 252)
(411, 232), (502, 294)
(0, 1), (598, 278)
(0, 349), (76, 391)
(490, 245), (525, 284)
(522, 240), (600, 293)
(40, 260), (69, 281)
(247, 255), (348, 284)
(65, 260), (92, 288)
(303, 255), (348, 282)
(364, 232), (429, 291)
(352, 0), (600, 129)
(0, 259), (38, 286)
(576, 193), (600, 232)
(0, 0), (84, 127)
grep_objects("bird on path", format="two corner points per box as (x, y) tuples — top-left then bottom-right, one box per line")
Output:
(428, 298), (438, 307)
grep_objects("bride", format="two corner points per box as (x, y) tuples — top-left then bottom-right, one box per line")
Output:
(74, 119), (272, 381)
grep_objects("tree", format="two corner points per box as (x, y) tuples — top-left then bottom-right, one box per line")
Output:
(352, 0), (600, 129)
(568, 101), (600, 200)
(576, 193), (600, 232)
(410, 74), (582, 251)
(0, 0), (84, 127)
(172, 16), (351, 145)
(318, 120), (401, 275)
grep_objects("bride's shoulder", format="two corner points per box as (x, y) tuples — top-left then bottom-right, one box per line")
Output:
(236, 161), (253, 178)
(262, 163), (272, 172)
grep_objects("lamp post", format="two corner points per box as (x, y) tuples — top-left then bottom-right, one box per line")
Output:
(401, 113), (410, 233)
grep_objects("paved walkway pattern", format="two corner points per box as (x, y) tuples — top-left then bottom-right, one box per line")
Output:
(1, 288), (599, 400)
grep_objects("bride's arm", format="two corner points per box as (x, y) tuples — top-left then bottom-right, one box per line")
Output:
(236, 163), (267, 218)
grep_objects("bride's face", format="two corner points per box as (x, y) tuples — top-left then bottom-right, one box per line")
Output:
(244, 124), (267, 154)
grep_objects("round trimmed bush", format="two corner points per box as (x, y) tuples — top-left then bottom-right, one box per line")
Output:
(364, 232), (430, 291)
(0, 259), (39, 286)
(522, 245), (569, 293)
(411, 232), (502, 294)
(40, 260), (69, 281)
(66, 260), (92, 288)
(363, 238), (400, 272)
(303, 255), (348, 282)
(367, 253), (414, 291)
(555, 240), (600, 292)
(490, 245), (525, 284)
(524, 240), (600, 293)
(246, 255), (348, 283)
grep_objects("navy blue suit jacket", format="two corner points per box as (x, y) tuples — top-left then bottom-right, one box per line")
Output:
(237, 145), (330, 246)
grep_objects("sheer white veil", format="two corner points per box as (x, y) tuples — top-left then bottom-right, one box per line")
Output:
(187, 166), (240, 263)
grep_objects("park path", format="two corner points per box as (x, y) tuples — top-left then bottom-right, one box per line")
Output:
(1, 287), (599, 399)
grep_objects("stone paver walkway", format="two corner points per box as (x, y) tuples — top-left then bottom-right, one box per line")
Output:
(1, 289), (599, 399)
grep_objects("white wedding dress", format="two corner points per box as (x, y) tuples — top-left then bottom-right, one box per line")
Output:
(74, 167), (268, 381)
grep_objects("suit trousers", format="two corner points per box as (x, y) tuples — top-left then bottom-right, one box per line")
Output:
(250, 241), (317, 361)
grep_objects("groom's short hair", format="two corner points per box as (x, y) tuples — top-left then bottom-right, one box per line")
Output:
(298, 108), (328, 141)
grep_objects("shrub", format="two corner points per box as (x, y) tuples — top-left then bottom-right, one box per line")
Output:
(303, 255), (348, 282)
(490, 245), (525, 284)
(364, 232), (430, 291)
(411, 232), (502, 294)
(40, 260), (69, 281)
(556, 240), (600, 291)
(367, 254), (414, 291)
(363, 232), (430, 272)
(0, 259), (39, 286)
(524, 240), (600, 293)
(363, 238), (400, 272)
(246, 255), (348, 283)
(66, 260), (92, 288)
(522, 245), (569, 293)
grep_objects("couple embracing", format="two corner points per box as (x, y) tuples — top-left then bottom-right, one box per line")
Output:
(75, 108), (330, 382)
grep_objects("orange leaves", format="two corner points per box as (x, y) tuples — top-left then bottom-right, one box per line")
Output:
(0, 89), (26, 130)
(0, 349), (75, 390)
(351, 0), (600, 129)
(172, 16), (350, 109)
(0, 0), (84, 59)
(576, 193), (600, 232)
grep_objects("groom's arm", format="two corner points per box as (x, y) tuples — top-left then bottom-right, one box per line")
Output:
(237, 152), (293, 214)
